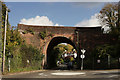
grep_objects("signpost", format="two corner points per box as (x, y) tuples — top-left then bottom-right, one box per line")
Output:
(80, 49), (86, 70)
(80, 55), (85, 59)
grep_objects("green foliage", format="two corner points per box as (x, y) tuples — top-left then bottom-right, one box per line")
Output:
(57, 44), (73, 52)
(87, 44), (120, 69)
(39, 31), (47, 40)
(93, 44), (115, 58)
(39, 30), (54, 39)
(92, 43), (120, 59)
(60, 58), (64, 64)
(49, 43), (74, 67)
(20, 44), (43, 68)
(22, 30), (27, 34)
(10, 46), (22, 70)
(5, 44), (44, 73)
(1, 2), (11, 53)
(98, 45), (112, 57)
(96, 3), (120, 69)
(1, 2), (44, 73)
(98, 3), (120, 37)
(26, 28), (35, 35)
(3, 24), (43, 73)
(5, 28), (23, 54)
(2, 2), (10, 29)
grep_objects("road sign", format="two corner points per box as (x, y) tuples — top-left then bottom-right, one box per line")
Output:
(81, 49), (86, 54)
(80, 54), (85, 59)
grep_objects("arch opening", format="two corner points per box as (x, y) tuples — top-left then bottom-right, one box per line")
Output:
(46, 37), (77, 69)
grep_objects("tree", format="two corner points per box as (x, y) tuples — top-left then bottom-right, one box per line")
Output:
(98, 2), (119, 37)
(98, 2), (120, 60)
(1, 2), (11, 51)
(97, 2), (120, 68)
(95, 44), (115, 58)
(2, 2), (10, 29)
(6, 28), (23, 53)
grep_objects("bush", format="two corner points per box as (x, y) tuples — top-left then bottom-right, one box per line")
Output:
(39, 31), (47, 40)
(5, 44), (44, 73)
(20, 44), (43, 68)
(26, 28), (35, 35)
(91, 44), (119, 69)
(22, 31), (27, 34)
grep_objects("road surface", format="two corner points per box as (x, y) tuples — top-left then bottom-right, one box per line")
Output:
(2, 69), (120, 80)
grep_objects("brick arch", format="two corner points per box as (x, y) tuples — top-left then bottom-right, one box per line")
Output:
(45, 36), (77, 68)
(18, 24), (116, 69)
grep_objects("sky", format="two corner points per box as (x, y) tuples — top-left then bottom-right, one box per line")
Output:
(4, 0), (119, 2)
(5, 2), (118, 28)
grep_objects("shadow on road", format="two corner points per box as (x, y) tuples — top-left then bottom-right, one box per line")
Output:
(93, 72), (120, 75)
(49, 64), (78, 70)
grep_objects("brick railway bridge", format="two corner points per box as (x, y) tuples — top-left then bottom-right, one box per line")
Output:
(18, 24), (114, 69)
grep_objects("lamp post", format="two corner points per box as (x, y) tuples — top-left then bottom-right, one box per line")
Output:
(81, 49), (86, 70)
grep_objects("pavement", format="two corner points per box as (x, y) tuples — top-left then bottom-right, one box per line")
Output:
(1, 69), (120, 80)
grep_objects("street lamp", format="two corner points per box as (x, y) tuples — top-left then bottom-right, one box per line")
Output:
(80, 49), (86, 70)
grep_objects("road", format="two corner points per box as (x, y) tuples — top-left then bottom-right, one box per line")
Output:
(2, 69), (120, 80)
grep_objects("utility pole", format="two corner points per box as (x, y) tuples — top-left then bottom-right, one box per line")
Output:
(2, 8), (8, 73)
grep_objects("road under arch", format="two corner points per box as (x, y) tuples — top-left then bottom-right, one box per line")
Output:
(46, 36), (77, 69)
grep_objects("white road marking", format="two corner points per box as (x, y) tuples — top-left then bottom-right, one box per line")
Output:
(109, 75), (118, 78)
(44, 75), (48, 76)
(38, 73), (44, 75)
(51, 72), (85, 75)
(39, 73), (48, 76)
(92, 71), (110, 74)
(92, 71), (109, 73)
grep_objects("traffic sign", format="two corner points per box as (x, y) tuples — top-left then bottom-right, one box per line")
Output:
(80, 54), (85, 59)
(81, 49), (86, 54)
